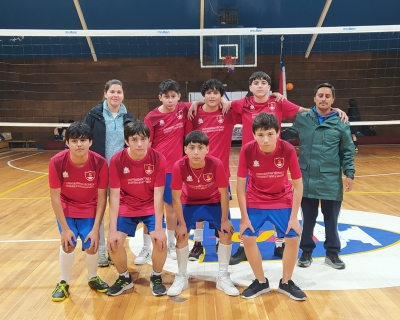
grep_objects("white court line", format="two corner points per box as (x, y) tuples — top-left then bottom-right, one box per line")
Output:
(7, 152), (47, 174)
(0, 152), (25, 160)
(0, 239), (61, 243)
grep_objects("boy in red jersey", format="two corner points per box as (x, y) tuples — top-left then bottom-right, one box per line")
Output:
(107, 121), (168, 297)
(238, 112), (306, 301)
(49, 121), (109, 302)
(167, 130), (239, 297)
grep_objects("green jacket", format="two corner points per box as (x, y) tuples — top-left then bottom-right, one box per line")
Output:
(282, 109), (355, 201)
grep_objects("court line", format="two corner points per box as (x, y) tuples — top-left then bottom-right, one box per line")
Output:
(0, 174), (48, 197)
(7, 152), (47, 174)
(0, 152), (25, 160)
(0, 197), (50, 200)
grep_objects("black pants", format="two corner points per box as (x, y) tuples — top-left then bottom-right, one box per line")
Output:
(300, 197), (342, 255)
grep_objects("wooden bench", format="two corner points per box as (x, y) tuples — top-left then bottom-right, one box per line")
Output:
(8, 140), (36, 149)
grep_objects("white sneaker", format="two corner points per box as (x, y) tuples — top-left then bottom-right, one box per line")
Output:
(167, 273), (189, 296)
(167, 243), (177, 260)
(134, 247), (152, 265)
(98, 253), (109, 267)
(216, 272), (239, 296)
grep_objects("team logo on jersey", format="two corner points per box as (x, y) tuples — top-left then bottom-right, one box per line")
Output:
(216, 115), (224, 123)
(123, 167), (130, 174)
(274, 157), (284, 168)
(144, 164), (154, 174)
(186, 175), (193, 182)
(268, 102), (276, 111)
(159, 120), (165, 126)
(85, 171), (95, 181)
(203, 173), (213, 182)
(198, 118), (204, 124)
(62, 171), (69, 178)
(176, 110), (183, 119)
(253, 160), (260, 167)
(249, 105), (255, 110)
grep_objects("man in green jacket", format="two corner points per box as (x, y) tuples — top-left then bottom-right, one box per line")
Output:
(282, 83), (355, 270)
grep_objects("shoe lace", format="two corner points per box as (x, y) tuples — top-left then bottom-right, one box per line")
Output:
(219, 273), (235, 287)
(191, 243), (203, 255)
(152, 276), (163, 286)
(288, 280), (301, 291)
(247, 279), (260, 290)
(55, 282), (68, 295)
(138, 247), (149, 257)
(328, 253), (340, 262)
(91, 276), (104, 285)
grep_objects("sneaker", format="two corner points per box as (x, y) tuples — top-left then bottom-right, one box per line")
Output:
(167, 273), (189, 296)
(188, 241), (204, 261)
(325, 253), (346, 269)
(278, 279), (307, 301)
(273, 242), (285, 257)
(167, 243), (177, 260)
(150, 274), (167, 296)
(134, 247), (152, 265)
(216, 272), (239, 296)
(107, 275), (134, 296)
(241, 278), (270, 299)
(229, 246), (247, 265)
(215, 241), (219, 254)
(51, 280), (69, 302)
(88, 276), (109, 293)
(98, 253), (109, 267)
(297, 251), (313, 268)
(354, 146), (359, 152)
(108, 255), (114, 265)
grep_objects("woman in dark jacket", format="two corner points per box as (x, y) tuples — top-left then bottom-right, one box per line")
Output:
(83, 79), (135, 267)
(347, 99), (361, 152)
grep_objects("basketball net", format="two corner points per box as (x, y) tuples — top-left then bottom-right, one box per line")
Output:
(222, 56), (236, 73)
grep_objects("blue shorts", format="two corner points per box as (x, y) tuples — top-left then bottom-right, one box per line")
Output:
(164, 173), (172, 204)
(57, 217), (95, 250)
(242, 208), (298, 238)
(117, 215), (156, 237)
(182, 203), (230, 233)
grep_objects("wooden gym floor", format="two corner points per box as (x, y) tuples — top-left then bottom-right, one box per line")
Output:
(0, 145), (400, 320)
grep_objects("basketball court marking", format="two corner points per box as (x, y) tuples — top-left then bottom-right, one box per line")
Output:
(0, 174), (48, 197)
(0, 152), (25, 160)
(7, 152), (47, 174)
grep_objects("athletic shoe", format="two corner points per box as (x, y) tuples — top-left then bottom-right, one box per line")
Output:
(215, 241), (219, 254)
(167, 273), (189, 296)
(188, 241), (204, 261)
(98, 253), (109, 267)
(297, 251), (313, 268)
(216, 272), (239, 296)
(167, 243), (177, 260)
(150, 274), (167, 296)
(241, 278), (270, 299)
(108, 255), (114, 265)
(273, 242), (285, 257)
(88, 276), (109, 293)
(134, 247), (152, 265)
(325, 253), (346, 269)
(278, 279), (307, 301)
(354, 146), (359, 152)
(107, 275), (134, 296)
(51, 280), (69, 302)
(229, 246), (247, 265)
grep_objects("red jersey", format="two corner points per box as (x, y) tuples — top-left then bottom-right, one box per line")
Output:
(109, 148), (166, 217)
(170, 155), (228, 205)
(49, 150), (109, 218)
(186, 106), (241, 177)
(237, 139), (302, 209)
(231, 96), (300, 145)
(144, 102), (190, 172)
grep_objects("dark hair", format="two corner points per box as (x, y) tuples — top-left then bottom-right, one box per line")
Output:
(68, 119), (74, 123)
(124, 120), (150, 141)
(249, 71), (271, 86)
(58, 119), (65, 123)
(184, 130), (209, 147)
(65, 121), (93, 140)
(314, 83), (336, 98)
(159, 79), (180, 95)
(348, 98), (361, 120)
(252, 112), (279, 134)
(200, 79), (225, 97)
(104, 79), (123, 93)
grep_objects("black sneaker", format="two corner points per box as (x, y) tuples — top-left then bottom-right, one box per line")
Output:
(88, 276), (109, 293)
(229, 246), (247, 265)
(278, 279), (307, 301)
(297, 251), (313, 268)
(241, 278), (270, 299)
(325, 253), (346, 269)
(107, 275), (134, 296)
(273, 242), (285, 257)
(189, 241), (204, 261)
(150, 274), (167, 296)
(51, 280), (69, 302)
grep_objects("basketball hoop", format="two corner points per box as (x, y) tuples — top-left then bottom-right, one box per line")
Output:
(222, 56), (236, 73)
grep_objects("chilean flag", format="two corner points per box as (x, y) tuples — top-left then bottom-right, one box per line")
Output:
(279, 38), (287, 98)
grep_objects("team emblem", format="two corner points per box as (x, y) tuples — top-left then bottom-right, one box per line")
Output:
(123, 167), (130, 174)
(186, 175), (193, 182)
(203, 173), (213, 182)
(253, 160), (260, 167)
(216, 115), (224, 123)
(85, 171), (95, 181)
(144, 164), (154, 174)
(159, 120), (165, 125)
(249, 105), (255, 110)
(176, 110), (183, 119)
(198, 118), (204, 124)
(268, 102), (276, 111)
(274, 157), (284, 168)
(62, 171), (69, 178)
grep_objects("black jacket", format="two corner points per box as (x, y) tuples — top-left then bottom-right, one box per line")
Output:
(83, 103), (135, 158)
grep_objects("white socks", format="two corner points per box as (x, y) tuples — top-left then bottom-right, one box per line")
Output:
(194, 229), (204, 242)
(143, 233), (152, 250)
(85, 251), (99, 280)
(176, 245), (189, 274)
(218, 243), (232, 274)
(59, 246), (75, 283)
(167, 229), (175, 246)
